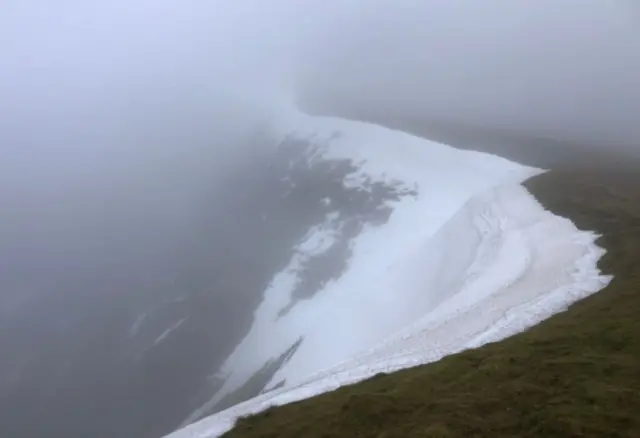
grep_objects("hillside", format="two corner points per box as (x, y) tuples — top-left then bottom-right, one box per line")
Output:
(221, 168), (640, 437)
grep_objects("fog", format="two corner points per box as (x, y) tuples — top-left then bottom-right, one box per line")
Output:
(2, 1), (639, 235)
(0, 1), (638, 437)
(294, 0), (640, 157)
(1, 2), (285, 316)
(1, 1), (287, 254)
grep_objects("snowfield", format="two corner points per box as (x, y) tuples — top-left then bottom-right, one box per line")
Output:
(166, 109), (611, 438)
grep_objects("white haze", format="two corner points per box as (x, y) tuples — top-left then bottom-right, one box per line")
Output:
(2, 1), (639, 222)
(0, 0), (637, 361)
(297, 0), (640, 152)
(0, 1), (292, 273)
(0, 2), (637, 437)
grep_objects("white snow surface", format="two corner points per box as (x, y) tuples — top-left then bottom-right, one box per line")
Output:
(167, 109), (611, 438)
(153, 317), (187, 346)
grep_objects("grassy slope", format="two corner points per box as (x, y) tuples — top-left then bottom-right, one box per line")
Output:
(224, 169), (640, 437)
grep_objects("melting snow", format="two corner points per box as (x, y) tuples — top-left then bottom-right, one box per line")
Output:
(166, 107), (611, 438)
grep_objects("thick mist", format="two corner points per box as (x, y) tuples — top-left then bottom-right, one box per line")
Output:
(1, 1), (290, 258)
(294, 0), (640, 156)
(2, 1), (638, 248)
(1, 3), (297, 437)
(1, 1), (638, 438)
(0, 1), (291, 314)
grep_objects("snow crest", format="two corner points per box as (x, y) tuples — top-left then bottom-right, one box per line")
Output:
(166, 110), (610, 438)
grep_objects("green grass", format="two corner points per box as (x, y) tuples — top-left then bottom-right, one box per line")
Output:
(223, 169), (640, 438)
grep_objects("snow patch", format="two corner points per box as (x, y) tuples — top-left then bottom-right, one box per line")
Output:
(166, 107), (609, 438)
(153, 317), (187, 346)
(167, 183), (609, 438)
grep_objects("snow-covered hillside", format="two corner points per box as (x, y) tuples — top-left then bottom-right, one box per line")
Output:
(167, 109), (611, 438)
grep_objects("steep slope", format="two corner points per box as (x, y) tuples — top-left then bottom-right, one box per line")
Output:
(177, 111), (540, 427)
(213, 169), (640, 438)
(167, 112), (611, 438)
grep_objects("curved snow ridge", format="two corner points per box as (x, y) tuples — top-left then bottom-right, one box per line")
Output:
(166, 183), (611, 438)
(177, 109), (543, 427)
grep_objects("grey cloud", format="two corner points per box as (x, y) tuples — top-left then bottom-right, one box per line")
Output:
(292, 1), (640, 155)
(0, 2), (638, 437)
